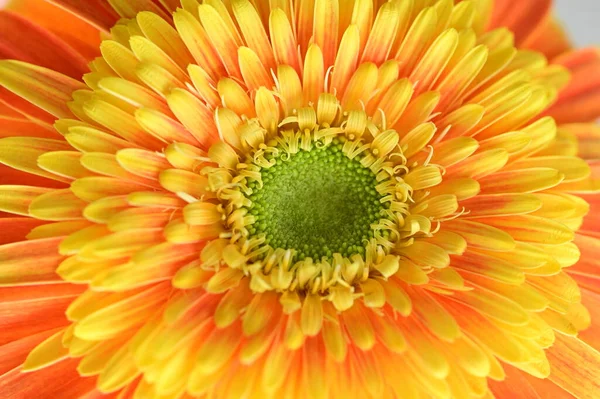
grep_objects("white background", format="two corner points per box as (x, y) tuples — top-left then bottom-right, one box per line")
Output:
(556, 0), (600, 47)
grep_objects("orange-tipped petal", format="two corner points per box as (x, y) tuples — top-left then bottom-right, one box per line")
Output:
(0, 10), (90, 79)
(488, 0), (552, 47)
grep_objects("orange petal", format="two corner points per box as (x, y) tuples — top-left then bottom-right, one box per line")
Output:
(0, 237), (66, 286)
(107, 0), (170, 20)
(198, 4), (242, 79)
(303, 45), (325, 105)
(0, 10), (89, 79)
(526, 18), (572, 60)
(522, 372), (578, 399)
(545, 334), (600, 398)
(0, 358), (97, 397)
(0, 115), (61, 139)
(269, 9), (301, 75)
(173, 9), (226, 81)
(9, 0), (118, 32)
(545, 49), (600, 123)
(0, 295), (71, 346)
(488, 364), (543, 399)
(576, 287), (600, 352)
(0, 218), (46, 245)
(0, 282), (84, 304)
(0, 165), (67, 188)
(0, 328), (61, 376)
(488, 0), (552, 46)
(360, 2), (400, 65)
(570, 233), (600, 278)
(0, 60), (85, 120)
(313, 0), (339, 68)
(232, 0), (276, 70)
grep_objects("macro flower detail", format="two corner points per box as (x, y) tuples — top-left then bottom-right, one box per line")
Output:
(0, 0), (600, 398)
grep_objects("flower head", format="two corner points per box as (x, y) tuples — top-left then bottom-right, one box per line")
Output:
(1, 0), (600, 398)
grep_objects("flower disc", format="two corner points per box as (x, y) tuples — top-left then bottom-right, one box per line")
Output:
(247, 141), (386, 259)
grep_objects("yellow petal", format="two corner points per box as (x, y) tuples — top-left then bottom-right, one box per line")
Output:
(217, 77), (255, 118)
(342, 303), (375, 350)
(37, 151), (90, 180)
(397, 241), (450, 269)
(173, 9), (225, 80)
(75, 283), (170, 340)
(194, 323), (242, 374)
(301, 293), (323, 336)
(0, 137), (71, 182)
(277, 65), (303, 115)
(0, 60), (84, 119)
(97, 76), (170, 115)
(369, 311), (407, 354)
(482, 215), (574, 245)
(29, 189), (87, 221)
(214, 280), (252, 328)
(242, 292), (279, 336)
(407, 286), (460, 341)
(255, 87), (280, 136)
(135, 61), (186, 97)
(445, 220), (515, 251)
(159, 168), (210, 198)
(381, 279), (412, 316)
(269, 9), (301, 74)
(183, 202), (222, 226)
(238, 46), (272, 91)
(479, 168), (564, 194)
(360, 279), (386, 308)
(231, 0), (275, 69)
(401, 122), (436, 159)
(461, 193), (542, 218)
(374, 255), (400, 278)
(361, 2), (399, 65)
(321, 304), (348, 361)
(206, 268), (244, 293)
(395, 6), (438, 75)
(395, 259), (429, 285)
(411, 29), (459, 94)
(508, 156), (590, 183)
(23, 330), (69, 371)
(0, 185), (51, 216)
(83, 97), (163, 149)
(166, 88), (217, 148)
(342, 62), (378, 111)
(198, 4), (242, 78)
(167, 251), (208, 282)
(453, 289), (530, 326)
(447, 149), (509, 179)
(97, 342), (140, 392)
(313, 0), (339, 67)
(331, 25), (360, 95)
(65, 126), (132, 154)
(116, 148), (170, 180)
(303, 44), (325, 105)
(136, 11), (193, 70)
(455, 251), (524, 285)
(208, 141), (238, 170)
(71, 176), (145, 202)
(27, 220), (92, 241)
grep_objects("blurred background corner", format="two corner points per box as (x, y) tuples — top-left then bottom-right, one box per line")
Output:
(555, 0), (600, 47)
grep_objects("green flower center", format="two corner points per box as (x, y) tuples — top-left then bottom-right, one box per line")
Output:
(247, 142), (386, 260)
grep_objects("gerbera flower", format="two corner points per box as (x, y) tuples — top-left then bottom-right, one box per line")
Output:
(0, 0), (599, 397)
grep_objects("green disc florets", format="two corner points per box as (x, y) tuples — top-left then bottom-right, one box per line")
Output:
(247, 142), (387, 260)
